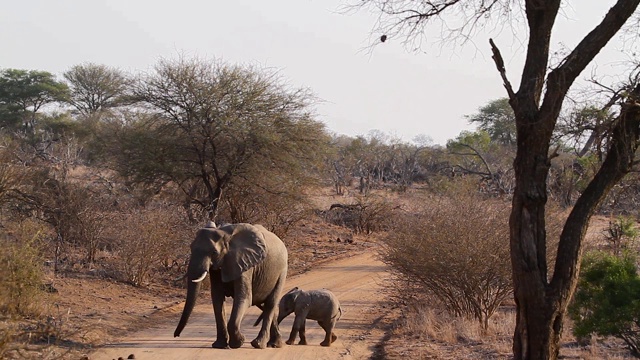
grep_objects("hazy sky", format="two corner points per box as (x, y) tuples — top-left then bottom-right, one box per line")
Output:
(0, 1), (634, 144)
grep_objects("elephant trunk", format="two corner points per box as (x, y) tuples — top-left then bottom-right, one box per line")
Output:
(174, 280), (201, 337)
(277, 309), (291, 325)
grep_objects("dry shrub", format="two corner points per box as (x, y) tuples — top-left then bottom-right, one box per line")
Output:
(0, 325), (11, 359)
(324, 195), (394, 234)
(52, 184), (108, 266)
(9, 166), (108, 268)
(604, 215), (638, 255)
(0, 219), (49, 318)
(0, 219), (80, 358)
(106, 206), (193, 286)
(0, 314), (77, 360)
(382, 191), (513, 329)
(383, 183), (566, 329)
(221, 178), (313, 237)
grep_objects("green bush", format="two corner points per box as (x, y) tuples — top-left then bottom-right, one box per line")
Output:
(569, 251), (640, 357)
(604, 216), (638, 255)
(0, 220), (48, 318)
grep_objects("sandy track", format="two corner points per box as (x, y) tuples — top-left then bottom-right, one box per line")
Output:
(91, 251), (389, 360)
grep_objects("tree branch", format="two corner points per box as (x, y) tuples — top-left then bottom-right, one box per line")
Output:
(489, 38), (516, 101)
(540, 0), (640, 118)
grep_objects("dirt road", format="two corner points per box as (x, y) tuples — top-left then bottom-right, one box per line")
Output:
(91, 251), (390, 360)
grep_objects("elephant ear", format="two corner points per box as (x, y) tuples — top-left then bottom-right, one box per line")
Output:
(285, 287), (299, 294)
(204, 220), (216, 229)
(221, 224), (267, 282)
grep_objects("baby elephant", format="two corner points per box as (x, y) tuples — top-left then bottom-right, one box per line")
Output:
(277, 287), (342, 347)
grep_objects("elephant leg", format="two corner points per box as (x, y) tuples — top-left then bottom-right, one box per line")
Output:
(329, 317), (338, 343)
(286, 314), (306, 345)
(262, 275), (286, 349)
(318, 319), (336, 347)
(210, 273), (229, 349)
(228, 299), (249, 348)
(228, 282), (251, 349)
(298, 320), (307, 345)
(268, 315), (283, 348)
(252, 296), (276, 349)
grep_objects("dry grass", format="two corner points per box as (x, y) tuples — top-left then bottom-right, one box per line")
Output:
(398, 301), (514, 358)
(385, 297), (636, 359)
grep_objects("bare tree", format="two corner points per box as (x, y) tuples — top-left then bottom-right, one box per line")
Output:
(354, 1), (640, 358)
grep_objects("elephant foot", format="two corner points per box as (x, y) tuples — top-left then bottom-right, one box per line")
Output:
(229, 334), (245, 349)
(285, 339), (295, 345)
(268, 336), (284, 348)
(212, 339), (229, 349)
(320, 340), (331, 347)
(251, 337), (267, 349)
(331, 333), (337, 343)
(298, 339), (307, 345)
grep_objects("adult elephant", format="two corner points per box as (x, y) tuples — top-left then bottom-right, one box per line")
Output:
(173, 222), (288, 349)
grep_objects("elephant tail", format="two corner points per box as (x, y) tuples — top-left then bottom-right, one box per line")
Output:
(253, 304), (265, 327)
(253, 313), (264, 327)
(335, 307), (343, 321)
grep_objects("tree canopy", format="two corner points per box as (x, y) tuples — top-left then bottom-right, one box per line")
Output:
(0, 69), (68, 130)
(466, 98), (516, 146)
(63, 63), (130, 117)
(116, 57), (329, 221)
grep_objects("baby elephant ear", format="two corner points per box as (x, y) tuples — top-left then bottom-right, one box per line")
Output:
(221, 224), (267, 282)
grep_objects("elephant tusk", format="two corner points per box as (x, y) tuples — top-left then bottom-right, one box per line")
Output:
(191, 271), (208, 283)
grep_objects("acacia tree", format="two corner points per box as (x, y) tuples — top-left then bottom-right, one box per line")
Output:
(0, 69), (68, 131)
(557, 105), (616, 159)
(125, 57), (328, 221)
(447, 130), (515, 195)
(355, 1), (640, 359)
(467, 97), (516, 146)
(63, 63), (131, 117)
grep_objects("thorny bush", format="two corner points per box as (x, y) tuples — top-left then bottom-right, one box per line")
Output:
(324, 195), (394, 234)
(0, 219), (50, 318)
(381, 189), (562, 329)
(104, 206), (194, 286)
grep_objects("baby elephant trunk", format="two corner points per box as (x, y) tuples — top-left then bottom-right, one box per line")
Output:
(253, 307), (291, 327)
(277, 309), (291, 324)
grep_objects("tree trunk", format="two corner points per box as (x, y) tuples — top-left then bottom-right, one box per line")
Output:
(509, 109), (556, 359)
(207, 185), (222, 221)
(510, 85), (640, 359)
